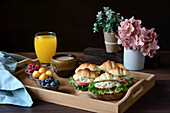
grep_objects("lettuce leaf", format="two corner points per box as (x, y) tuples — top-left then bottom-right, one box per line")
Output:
(69, 77), (88, 91)
(88, 77), (135, 95)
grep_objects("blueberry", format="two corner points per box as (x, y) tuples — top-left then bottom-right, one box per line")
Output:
(50, 82), (55, 87)
(48, 77), (54, 82)
(45, 83), (50, 87)
(49, 77), (54, 81)
(41, 79), (46, 83)
(40, 82), (46, 86)
(45, 79), (49, 83)
(54, 80), (60, 86)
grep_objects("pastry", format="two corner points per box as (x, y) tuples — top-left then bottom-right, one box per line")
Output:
(69, 68), (98, 91)
(99, 60), (125, 72)
(108, 67), (130, 77)
(75, 63), (100, 75)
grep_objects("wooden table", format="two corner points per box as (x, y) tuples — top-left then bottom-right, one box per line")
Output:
(0, 52), (170, 113)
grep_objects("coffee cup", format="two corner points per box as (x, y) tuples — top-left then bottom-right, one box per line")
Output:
(52, 54), (83, 78)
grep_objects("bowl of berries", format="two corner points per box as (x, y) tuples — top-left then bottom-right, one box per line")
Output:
(40, 77), (61, 91)
(25, 63), (40, 80)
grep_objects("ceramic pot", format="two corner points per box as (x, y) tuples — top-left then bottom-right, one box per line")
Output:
(124, 47), (145, 70)
(103, 31), (119, 53)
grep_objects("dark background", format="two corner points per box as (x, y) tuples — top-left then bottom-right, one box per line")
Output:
(0, 0), (169, 52)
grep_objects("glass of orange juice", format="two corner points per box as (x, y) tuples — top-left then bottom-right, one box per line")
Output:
(34, 31), (57, 70)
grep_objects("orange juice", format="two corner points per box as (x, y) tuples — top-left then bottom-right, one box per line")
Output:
(34, 35), (57, 63)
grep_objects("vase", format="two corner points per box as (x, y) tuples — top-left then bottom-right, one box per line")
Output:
(103, 31), (119, 53)
(124, 47), (145, 70)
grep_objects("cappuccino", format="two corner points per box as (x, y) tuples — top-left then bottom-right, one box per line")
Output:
(55, 56), (74, 61)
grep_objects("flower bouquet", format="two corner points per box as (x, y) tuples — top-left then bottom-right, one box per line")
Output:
(116, 17), (160, 70)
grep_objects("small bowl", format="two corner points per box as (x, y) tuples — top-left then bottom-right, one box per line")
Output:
(28, 73), (34, 80)
(25, 72), (30, 75)
(33, 78), (41, 86)
(25, 71), (34, 81)
(41, 82), (61, 91)
(33, 77), (61, 91)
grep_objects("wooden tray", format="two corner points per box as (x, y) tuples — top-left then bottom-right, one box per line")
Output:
(14, 59), (156, 113)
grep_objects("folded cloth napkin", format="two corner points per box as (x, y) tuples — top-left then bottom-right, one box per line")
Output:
(0, 51), (33, 107)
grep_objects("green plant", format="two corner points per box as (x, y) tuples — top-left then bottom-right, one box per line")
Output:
(93, 7), (124, 33)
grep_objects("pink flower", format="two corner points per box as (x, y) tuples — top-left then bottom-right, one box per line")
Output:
(116, 16), (160, 58)
(140, 38), (160, 58)
(146, 28), (158, 42)
(141, 45), (150, 56)
(118, 16), (141, 38)
(149, 39), (160, 50)
(138, 27), (148, 46)
(116, 17), (142, 50)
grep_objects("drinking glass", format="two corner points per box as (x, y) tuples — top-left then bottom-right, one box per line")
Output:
(34, 31), (57, 70)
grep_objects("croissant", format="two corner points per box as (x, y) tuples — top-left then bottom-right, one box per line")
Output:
(116, 63), (125, 69)
(108, 67), (130, 77)
(99, 60), (124, 72)
(94, 72), (121, 82)
(75, 63), (100, 74)
(73, 68), (98, 79)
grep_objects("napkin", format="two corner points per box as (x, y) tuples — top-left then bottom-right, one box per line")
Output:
(0, 51), (33, 107)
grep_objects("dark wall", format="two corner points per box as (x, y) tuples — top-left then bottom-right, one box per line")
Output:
(0, 0), (169, 52)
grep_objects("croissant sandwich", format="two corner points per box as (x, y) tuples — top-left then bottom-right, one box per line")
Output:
(88, 70), (134, 100)
(69, 68), (98, 91)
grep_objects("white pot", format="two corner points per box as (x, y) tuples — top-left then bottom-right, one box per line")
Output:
(123, 47), (145, 70)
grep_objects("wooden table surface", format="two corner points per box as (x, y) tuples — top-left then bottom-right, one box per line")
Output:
(0, 52), (170, 113)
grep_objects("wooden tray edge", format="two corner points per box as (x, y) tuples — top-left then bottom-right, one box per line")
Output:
(25, 85), (119, 113)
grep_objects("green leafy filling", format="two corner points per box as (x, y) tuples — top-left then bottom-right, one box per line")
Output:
(88, 77), (135, 95)
(69, 77), (88, 91)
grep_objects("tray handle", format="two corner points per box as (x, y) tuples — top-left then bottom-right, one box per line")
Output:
(117, 74), (155, 113)
(117, 78), (146, 105)
(14, 59), (39, 75)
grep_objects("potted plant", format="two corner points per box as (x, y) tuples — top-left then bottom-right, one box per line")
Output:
(93, 7), (124, 53)
(116, 17), (160, 70)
